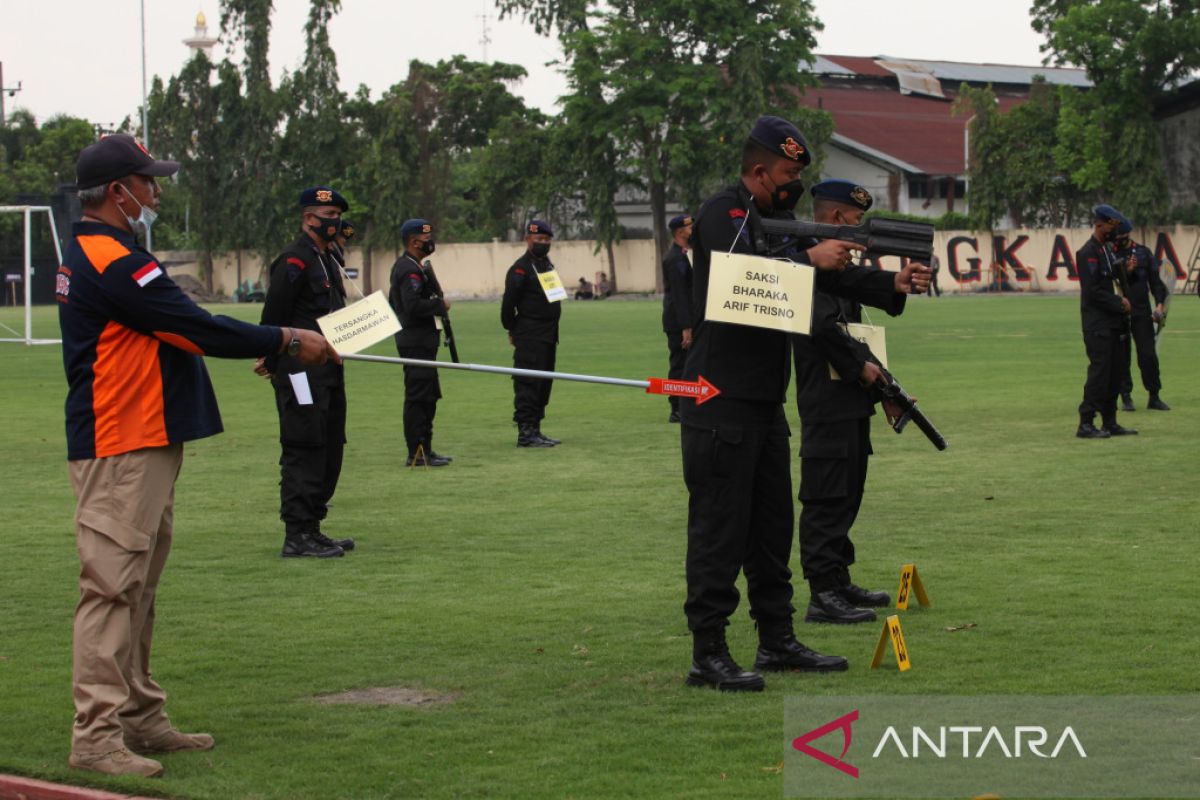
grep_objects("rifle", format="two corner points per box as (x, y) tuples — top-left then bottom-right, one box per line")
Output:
(876, 368), (948, 451)
(758, 217), (935, 262)
(422, 260), (460, 363)
(1110, 245), (1134, 337)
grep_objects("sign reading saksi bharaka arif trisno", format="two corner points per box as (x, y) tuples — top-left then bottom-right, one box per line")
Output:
(704, 252), (815, 336)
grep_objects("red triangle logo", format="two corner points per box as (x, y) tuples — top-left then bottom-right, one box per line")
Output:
(791, 709), (859, 778)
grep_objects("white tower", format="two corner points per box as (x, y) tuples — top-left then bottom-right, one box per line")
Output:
(183, 10), (218, 57)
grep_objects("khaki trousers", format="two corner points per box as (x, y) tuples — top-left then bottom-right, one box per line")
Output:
(69, 443), (183, 755)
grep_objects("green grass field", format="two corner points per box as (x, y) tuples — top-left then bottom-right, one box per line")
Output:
(1, 293), (1197, 799)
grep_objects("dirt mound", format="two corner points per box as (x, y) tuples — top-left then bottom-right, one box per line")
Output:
(312, 686), (454, 707)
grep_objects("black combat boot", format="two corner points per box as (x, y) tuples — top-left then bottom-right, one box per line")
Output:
(839, 583), (891, 608)
(686, 628), (765, 692)
(1076, 415), (1110, 439)
(805, 590), (877, 624)
(754, 618), (849, 672)
(281, 531), (344, 558)
(312, 529), (355, 552)
(534, 426), (561, 446)
(1121, 393), (1136, 412)
(1147, 394), (1170, 411)
(517, 425), (553, 447)
(1102, 418), (1138, 436)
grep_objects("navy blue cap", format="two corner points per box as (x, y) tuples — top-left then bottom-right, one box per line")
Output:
(401, 218), (432, 241)
(668, 214), (693, 230)
(339, 219), (356, 239)
(1116, 219), (1133, 235)
(747, 116), (811, 167)
(526, 220), (554, 237)
(1093, 204), (1128, 226)
(811, 180), (873, 211)
(299, 186), (348, 212)
(76, 134), (179, 189)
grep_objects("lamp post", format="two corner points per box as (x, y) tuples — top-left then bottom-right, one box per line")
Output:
(1, 61), (25, 128)
(139, 0), (152, 249)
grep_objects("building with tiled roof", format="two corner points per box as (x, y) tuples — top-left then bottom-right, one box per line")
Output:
(797, 54), (1091, 218)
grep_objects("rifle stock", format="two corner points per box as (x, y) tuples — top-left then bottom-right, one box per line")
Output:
(422, 261), (460, 363)
(877, 368), (947, 451)
(759, 217), (935, 262)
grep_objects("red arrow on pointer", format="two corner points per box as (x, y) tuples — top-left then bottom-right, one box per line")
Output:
(645, 375), (721, 405)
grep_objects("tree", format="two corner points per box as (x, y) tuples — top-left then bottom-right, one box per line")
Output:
(500, 0), (829, 281)
(1031, 0), (1200, 222)
(220, 0), (283, 263)
(278, 0), (348, 205)
(955, 80), (1090, 229)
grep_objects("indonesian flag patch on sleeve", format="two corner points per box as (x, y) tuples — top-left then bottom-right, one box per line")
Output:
(133, 262), (163, 287)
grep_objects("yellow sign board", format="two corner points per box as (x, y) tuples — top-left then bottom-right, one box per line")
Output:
(536, 268), (568, 303)
(869, 614), (912, 672)
(895, 563), (932, 611)
(704, 252), (815, 335)
(317, 290), (402, 354)
(829, 322), (888, 380)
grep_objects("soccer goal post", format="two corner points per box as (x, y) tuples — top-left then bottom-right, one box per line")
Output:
(0, 205), (63, 345)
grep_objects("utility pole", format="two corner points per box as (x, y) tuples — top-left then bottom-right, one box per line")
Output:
(478, 7), (492, 63)
(1, 62), (25, 128)
(139, 0), (152, 248)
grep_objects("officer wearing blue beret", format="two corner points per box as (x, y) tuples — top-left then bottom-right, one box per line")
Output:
(501, 220), (562, 447)
(678, 117), (929, 692)
(258, 186), (356, 557)
(1112, 219), (1170, 412)
(662, 213), (694, 422)
(389, 218), (452, 466)
(328, 218), (356, 275)
(1075, 204), (1136, 438)
(794, 181), (909, 625)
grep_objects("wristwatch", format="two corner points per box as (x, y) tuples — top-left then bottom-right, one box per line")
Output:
(287, 329), (302, 356)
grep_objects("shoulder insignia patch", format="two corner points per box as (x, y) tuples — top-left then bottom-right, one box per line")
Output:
(728, 208), (747, 219)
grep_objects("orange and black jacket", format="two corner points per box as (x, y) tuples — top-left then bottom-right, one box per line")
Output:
(57, 221), (282, 461)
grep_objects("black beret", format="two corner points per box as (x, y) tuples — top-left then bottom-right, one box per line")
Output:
(747, 116), (811, 167)
(339, 219), (356, 239)
(668, 214), (693, 230)
(1093, 204), (1128, 227)
(526, 219), (554, 237)
(401, 218), (432, 241)
(811, 180), (873, 211)
(299, 186), (349, 212)
(76, 134), (179, 189)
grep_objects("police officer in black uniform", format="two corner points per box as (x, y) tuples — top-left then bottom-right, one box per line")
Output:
(1114, 219), (1170, 412)
(259, 186), (355, 557)
(794, 181), (907, 626)
(501, 220), (562, 448)
(680, 117), (929, 692)
(662, 213), (694, 423)
(1076, 204), (1136, 439)
(329, 218), (355, 273)
(390, 218), (452, 467)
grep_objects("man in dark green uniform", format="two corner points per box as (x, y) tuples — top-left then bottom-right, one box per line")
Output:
(501, 220), (562, 448)
(661, 213), (694, 423)
(680, 117), (930, 692)
(390, 218), (452, 467)
(794, 180), (908, 626)
(259, 186), (356, 557)
(1113, 219), (1170, 412)
(1076, 204), (1136, 439)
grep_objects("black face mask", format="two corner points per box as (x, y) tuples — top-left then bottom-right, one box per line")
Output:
(770, 178), (805, 212)
(530, 242), (551, 258)
(419, 239), (436, 256)
(309, 215), (340, 242)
